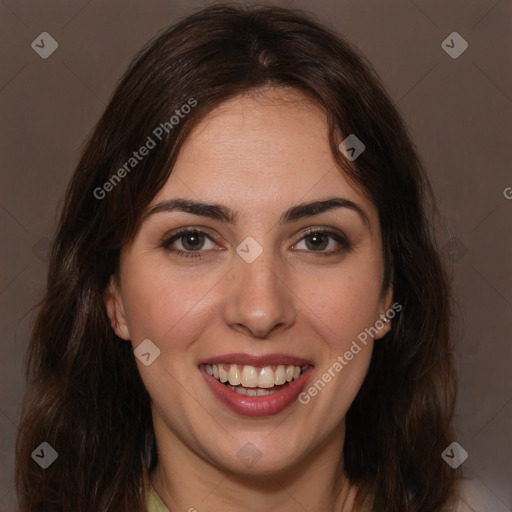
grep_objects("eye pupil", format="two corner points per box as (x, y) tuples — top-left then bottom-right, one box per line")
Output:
(182, 232), (204, 250)
(306, 232), (328, 250)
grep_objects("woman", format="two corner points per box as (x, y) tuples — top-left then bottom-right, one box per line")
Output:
(15, 4), (460, 511)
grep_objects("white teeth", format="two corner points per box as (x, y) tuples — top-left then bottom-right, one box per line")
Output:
(218, 365), (228, 383)
(274, 365), (286, 385)
(231, 385), (279, 396)
(228, 365), (241, 386)
(207, 363), (306, 389)
(257, 366), (275, 388)
(241, 365), (258, 387)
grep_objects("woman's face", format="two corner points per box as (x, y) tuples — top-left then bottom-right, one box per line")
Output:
(106, 88), (392, 475)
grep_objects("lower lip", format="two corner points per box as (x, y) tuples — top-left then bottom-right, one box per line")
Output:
(200, 367), (313, 417)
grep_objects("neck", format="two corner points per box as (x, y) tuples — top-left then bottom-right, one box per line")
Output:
(149, 422), (360, 512)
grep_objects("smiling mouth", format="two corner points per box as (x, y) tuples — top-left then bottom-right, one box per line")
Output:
(200, 363), (309, 396)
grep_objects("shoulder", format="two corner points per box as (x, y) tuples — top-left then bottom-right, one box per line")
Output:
(143, 466), (170, 512)
(146, 483), (170, 512)
(359, 479), (506, 512)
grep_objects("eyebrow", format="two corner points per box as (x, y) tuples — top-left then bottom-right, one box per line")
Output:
(143, 197), (369, 227)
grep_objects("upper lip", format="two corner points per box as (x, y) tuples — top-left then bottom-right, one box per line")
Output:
(198, 353), (313, 367)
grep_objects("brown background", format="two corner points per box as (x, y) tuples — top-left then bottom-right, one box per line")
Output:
(1, 1), (511, 510)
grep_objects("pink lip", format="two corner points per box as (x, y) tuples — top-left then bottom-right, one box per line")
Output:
(199, 365), (313, 417)
(198, 353), (313, 367)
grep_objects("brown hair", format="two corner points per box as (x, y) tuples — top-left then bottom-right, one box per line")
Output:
(16, 3), (459, 510)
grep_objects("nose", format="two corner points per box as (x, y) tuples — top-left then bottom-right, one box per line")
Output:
(222, 254), (297, 339)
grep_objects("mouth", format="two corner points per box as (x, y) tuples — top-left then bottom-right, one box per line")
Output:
(203, 363), (308, 395)
(198, 356), (313, 417)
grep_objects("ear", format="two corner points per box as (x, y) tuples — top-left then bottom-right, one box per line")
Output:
(374, 285), (394, 340)
(104, 275), (131, 340)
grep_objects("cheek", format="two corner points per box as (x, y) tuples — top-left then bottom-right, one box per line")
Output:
(295, 270), (380, 421)
(299, 265), (384, 348)
(121, 260), (221, 349)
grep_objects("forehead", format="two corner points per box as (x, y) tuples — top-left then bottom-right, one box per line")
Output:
(150, 88), (377, 225)
(174, 88), (330, 179)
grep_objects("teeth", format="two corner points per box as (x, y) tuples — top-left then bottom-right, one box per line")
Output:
(228, 365), (241, 386)
(258, 366), (275, 388)
(207, 363), (306, 389)
(230, 384), (279, 396)
(274, 365), (286, 385)
(241, 365), (258, 387)
(218, 365), (228, 383)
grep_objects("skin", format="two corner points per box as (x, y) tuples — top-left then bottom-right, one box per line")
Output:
(105, 87), (392, 512)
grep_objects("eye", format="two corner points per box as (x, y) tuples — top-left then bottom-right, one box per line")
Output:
(160, 228), (219, 258)
(292, 229), (352, 255)
(160, 227), (352, 260)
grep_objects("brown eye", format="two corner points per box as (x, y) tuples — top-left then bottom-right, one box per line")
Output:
(180, 231), (206, 251)
(304, 232), (329, 251)
(160, 228), (218, 258)
(292, 229), (352, 255)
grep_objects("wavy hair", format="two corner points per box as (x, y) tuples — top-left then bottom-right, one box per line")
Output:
(16, 4), (458, 510)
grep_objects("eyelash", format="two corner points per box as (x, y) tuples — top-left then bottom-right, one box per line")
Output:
(160, 227), (352, 260)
